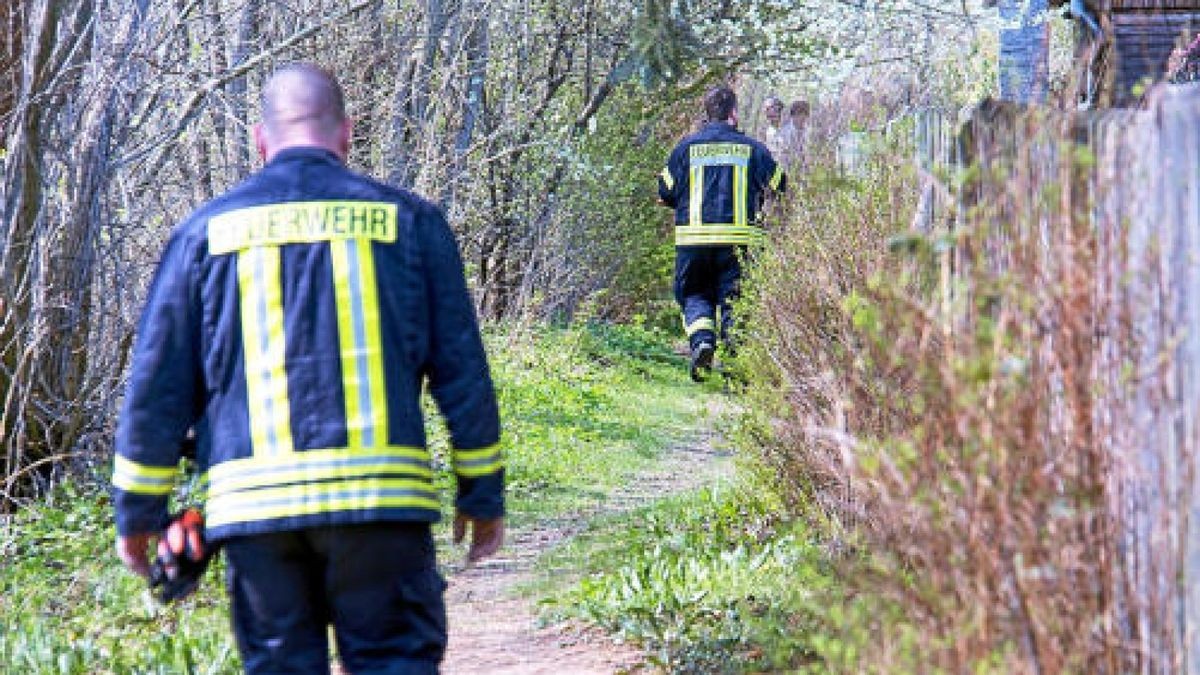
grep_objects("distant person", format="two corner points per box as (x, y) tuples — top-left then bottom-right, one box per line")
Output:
(761, 95), (787, 157)
(112, 63), (504, 673)
(780, 99), (811, 169)
(656, 85), (786, 381)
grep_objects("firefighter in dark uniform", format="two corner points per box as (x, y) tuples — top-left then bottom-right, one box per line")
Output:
(113, 64), (504, 674)
(658, 86), (786, 381)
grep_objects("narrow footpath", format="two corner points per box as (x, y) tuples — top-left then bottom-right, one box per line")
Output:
(440, 416), (733, 674)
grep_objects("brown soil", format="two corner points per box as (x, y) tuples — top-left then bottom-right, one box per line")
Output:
(440, 418), (733, 675)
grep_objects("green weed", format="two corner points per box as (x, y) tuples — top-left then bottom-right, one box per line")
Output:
(1, 322), (706, 670)
(540, 483), (833, 673)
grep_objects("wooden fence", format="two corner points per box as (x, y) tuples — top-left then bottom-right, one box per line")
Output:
(942, 84), (1200, 671)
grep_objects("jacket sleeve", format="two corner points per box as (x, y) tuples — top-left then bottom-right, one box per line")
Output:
(755, 145), (787, 195)
(113, 228), (204, 536)
(419, 206), (505, 519)
(657, 145), (684, 207)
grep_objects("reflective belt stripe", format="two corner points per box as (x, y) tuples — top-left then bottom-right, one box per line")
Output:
(208, 493), (442, 529)
(212, 477), (434, 508)
(453, 444), (503, 477)
(660, 167), (674, 190)
(770, 165), (784, 191)
(203, 448), (433, 495)
(689, 165), (704, 226)
(332, 238), (388, 448)
(684, 316), (716, 337)
(112, 456), (178, 495)
(674, 224), (765, 246)
(239, 246), (294, 456)
(206, 478), (440, 529)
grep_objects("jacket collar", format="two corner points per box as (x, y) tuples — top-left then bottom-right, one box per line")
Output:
(702, 121), (738, 134)
(266, 146), (343, 166)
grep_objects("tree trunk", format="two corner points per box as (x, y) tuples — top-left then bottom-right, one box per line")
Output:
(227, 0), (261, 177)
(442, 0), (488, 207)
(389, 0), (452, 186)
(0, 0), (84, 502)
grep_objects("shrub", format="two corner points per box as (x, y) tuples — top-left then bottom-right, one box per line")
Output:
(739, 107), (1174, 671)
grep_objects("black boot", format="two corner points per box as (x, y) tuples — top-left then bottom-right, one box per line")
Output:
(689, 341), (715, 382)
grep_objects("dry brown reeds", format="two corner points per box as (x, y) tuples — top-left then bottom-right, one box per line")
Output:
(740, 95), (1191, 671)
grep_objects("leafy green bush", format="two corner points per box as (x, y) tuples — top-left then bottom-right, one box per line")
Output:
(738, 107), (1165, 671)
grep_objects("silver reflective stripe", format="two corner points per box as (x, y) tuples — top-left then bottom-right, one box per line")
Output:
(252, 249), (282, 454)
(212, 487), (439, 511)
(344, 240), (375, 447)
(206, 454), (432, 493)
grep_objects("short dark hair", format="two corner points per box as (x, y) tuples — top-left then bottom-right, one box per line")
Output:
(790, 100), (810, 117)
(704, 86), (737, 122)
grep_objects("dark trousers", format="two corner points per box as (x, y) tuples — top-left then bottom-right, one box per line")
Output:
(674, 246), (743, 350)
(222, 522), (445, 675)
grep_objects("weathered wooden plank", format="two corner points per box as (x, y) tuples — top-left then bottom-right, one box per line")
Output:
(950, 83), (1200, 671)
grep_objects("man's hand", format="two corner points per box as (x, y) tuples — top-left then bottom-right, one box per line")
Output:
(117, 532), (156, 578)
(453, 512), (504, 563)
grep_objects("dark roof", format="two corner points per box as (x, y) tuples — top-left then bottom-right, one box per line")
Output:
(1098, 1), (1200, 9)
(1108, 9), (1200, 104)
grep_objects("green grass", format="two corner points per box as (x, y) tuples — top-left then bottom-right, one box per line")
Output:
(536, 480), (839, 674)
(473, 322), (711, 525)
(0, 322), (710, 672)
(0, 486), (239, 673)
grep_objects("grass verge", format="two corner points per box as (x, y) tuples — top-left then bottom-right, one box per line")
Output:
(536, 478), (840, 674)
(0, 322), (708, 672)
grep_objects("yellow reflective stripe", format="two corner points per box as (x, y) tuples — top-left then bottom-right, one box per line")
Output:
(684, 316), (716, 337)
(204, 447), (433, 495)
(332, 239), (361, 446)
(660, 167), (674, 191)
(332, 238), (389, 448)
(112, 456), (178, 495)
(358, 240), (389, 444)
(674, 224), (765, 246)
(206, 477), (440, 529)
(731, 165), (741, 226)
(689, 165), (704, 226)
(239, 246), (294, 456)
(769, 165), (784, 191)
(453, 444), (503, 477)
(734, 165), (748, 226)
(208, 201), (398, 255)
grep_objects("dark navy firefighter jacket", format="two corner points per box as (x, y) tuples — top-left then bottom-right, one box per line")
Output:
(657, 121), (786, 246)
(113, 147), (503, 543)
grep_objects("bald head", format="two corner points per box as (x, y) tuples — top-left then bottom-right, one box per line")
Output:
(255, 63), (350, 161)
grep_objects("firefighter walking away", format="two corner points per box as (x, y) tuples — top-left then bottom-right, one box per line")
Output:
(657, 85), (786, 381)
(112, 63), (504, 674)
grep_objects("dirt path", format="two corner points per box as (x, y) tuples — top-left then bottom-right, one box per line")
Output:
(440, 417), (733, 675)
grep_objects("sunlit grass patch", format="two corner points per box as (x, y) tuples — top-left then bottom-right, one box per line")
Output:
(0, 485), (239, 674)
(1, 322), (707, 670)
(538, 482), (835, 673)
